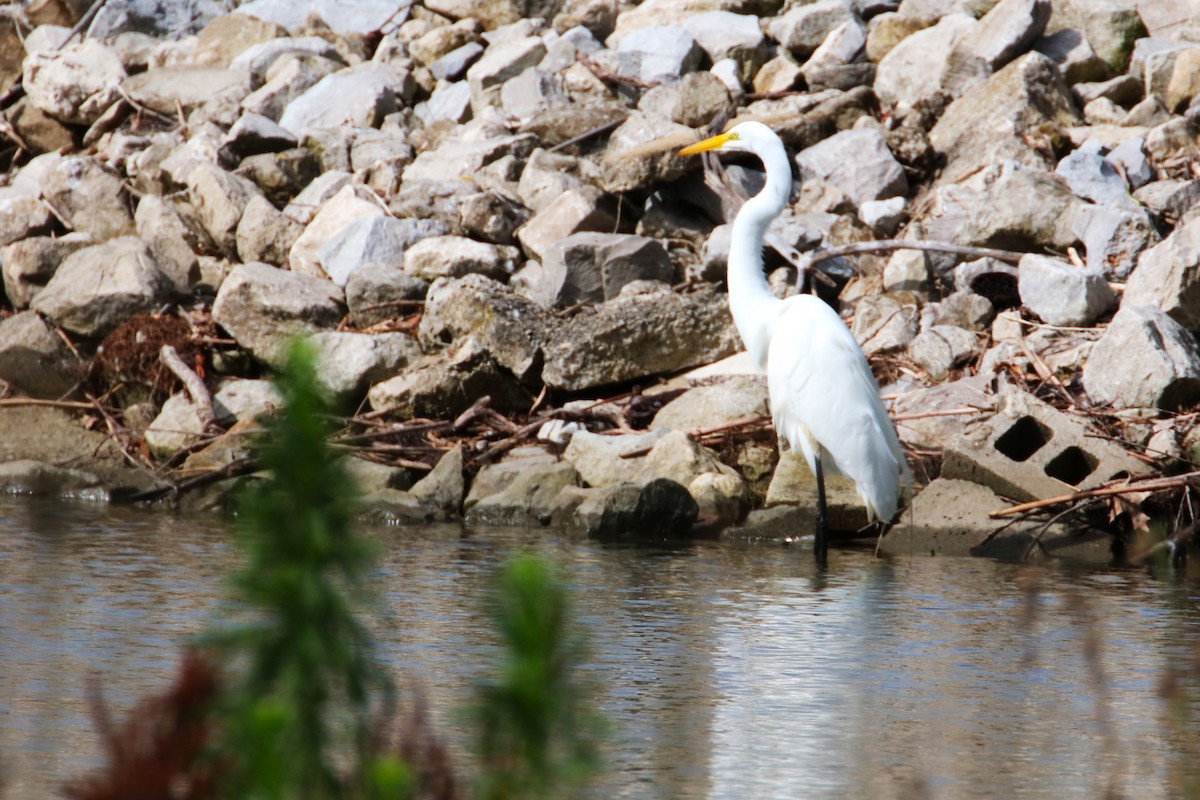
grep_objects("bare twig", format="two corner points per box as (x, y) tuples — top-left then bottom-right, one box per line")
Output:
(620, 415), (773, 459)
(118, 457), (262, 504)
(0, 397), (96, 410)
(160, 344), (218, 432)
(58, 0), (111, 50)
(991, 470), (1200, 518)
(806, 240), (1025, 267)
(547, 118), (625, 152)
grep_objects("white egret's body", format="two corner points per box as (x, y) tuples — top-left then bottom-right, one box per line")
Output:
(680, 122), (909, 557)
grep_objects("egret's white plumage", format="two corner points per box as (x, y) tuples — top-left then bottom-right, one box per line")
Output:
(680, 121), (909, 554)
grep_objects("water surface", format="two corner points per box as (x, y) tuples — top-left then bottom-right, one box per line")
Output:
(2, 497), (1200, 798)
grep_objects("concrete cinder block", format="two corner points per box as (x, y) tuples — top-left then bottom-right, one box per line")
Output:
(942, 384), (1150, 502)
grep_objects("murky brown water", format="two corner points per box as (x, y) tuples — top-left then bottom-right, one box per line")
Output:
(3, 496), (1200, 799)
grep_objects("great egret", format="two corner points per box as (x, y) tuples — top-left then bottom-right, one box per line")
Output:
(679, 121), (909, 564)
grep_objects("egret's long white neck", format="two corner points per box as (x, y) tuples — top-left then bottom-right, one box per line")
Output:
(727, 136), (793, 370)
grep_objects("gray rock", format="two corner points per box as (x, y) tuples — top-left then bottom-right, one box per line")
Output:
(187, 163), (263, 258)
(40, 157), (135, 242)
(319, 216), (448, 287)
(907, 324), (979, 381)
(0, 459), (103, 498)
(561, 429), (666, 488)
(145, 379), (282, 458)
(1122, 217), (1200, 333)
(943, 0), (1051, 95)
(223, 112), (298, 157)
(617, 25), (702, 86)
(752, 53), (804, 95)
(23, 39), (125, 125)
(670, 71), (734, 128)
(1018, 254), (1115, 327)
(1033, 28), (1109, 85)
(240, 53), (342, 121)
(1074, 74), (1143, 107)
(859, 196), (907, 235)
(600, 111), (693, 194)
(767, 1), (860, 60)
(1083, 305), (1200, 410)
(465, 456), (580, 526)
(921, 164), (1084, 252)
(852, 294), (920, 356)
(89, 0), (226, 38)
(0, 312), (84, 398)
(0, 192), (54, 247)
(534, 233), (674, 307)
(466, 35), (547, 105)
(764, 449), (871, 531)
(1071, 203), (1160, 280)
(804, 19), (868, 70)
(194, 12), (288, 69)
(404, 236), (520, 282)
(574, 477), (698, 539)
(458, 190), (530, 246)
(308, 331), (422, 407)
(650, 377), (769, 432)
(696, 223), (734, 283)
(539, 25), (604, 73)
(874, 13), (976, 108)
(1107, 137), (1153, 189)
(31, 238), (173, 338)
(516, 148), (601, 213)
(121, 67), (253, 124)
(1054, 139), (1134, 207)
(402, 131), (535, 184)
(934, 290), (995, 330)
(367, 338), (531, 418)
(419, 80), (474, 125)
(795, 128), (907, 206)
(235, 0), (404, 36)
(1133, 179), (1200, 220)
(418, 274), (551, 382)
(288, 184), (385, 277)
(409, 19), (482, 66)
(682, 11), (765, 80)
(278, 64), (408, 135)
(282, 170), (352, 225)
(430, 42), (485, 82)
(929, 52), (1080, 183)
(515, 187), (616, 261)
(210, 262), (345, 368)
(230, 36), (342, 80)
(1051, 0), (1145, 73)
(235, 195), (302, 267)
(409, 445), (465, 518)
(134, 196), (200, 294)
(345, 262), (429, 327)
(1, 233), (93, 309)
(882, 248), (930, 293)
(500, 67), (569, 122)
(541, 287), (741, 391)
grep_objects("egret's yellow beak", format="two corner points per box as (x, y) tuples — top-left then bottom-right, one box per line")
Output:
(678, 131), (735, 156)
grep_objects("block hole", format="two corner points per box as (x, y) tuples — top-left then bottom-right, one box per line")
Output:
(1044, 446), (1098, 486)
(994, 416), (1052, 462)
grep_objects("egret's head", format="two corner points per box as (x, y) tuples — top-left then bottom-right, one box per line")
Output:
(677, 121), (774, 157)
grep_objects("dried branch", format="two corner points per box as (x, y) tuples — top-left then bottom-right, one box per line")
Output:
(990, 470), (1200, 518)
(161, 345), (218, 432)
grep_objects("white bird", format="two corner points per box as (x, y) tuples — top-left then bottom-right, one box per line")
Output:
(679, 121), (910, 563)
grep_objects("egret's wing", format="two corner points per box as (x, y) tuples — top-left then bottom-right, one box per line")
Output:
(767, 295), (908, 521)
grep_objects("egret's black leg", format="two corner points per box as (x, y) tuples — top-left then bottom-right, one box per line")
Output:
(814, 454), (829, 567)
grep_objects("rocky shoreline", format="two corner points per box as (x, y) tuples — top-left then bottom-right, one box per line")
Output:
(1, 0), (1198, 560)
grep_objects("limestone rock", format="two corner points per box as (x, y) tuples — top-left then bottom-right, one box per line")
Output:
(319, 216), (448, 287)
(1072, 204), (1160, 280)
(617, 25), (702, 85)
(235, 195), (303, 267)
(40, 157), (135, 242)
(121, 67), (253, 122)
(345, 262), (429, 328)
(31, 238), (174, 338)
(929, 52), (1080, 183)
(534, 233), (674, 307)
(308, 331), (422, 407)
(211, 262), (346, 368)
(1083, 305), (1200, 410)
(404, 235), (520, 282)
(574, 477), (698, 539)
(23, 38), (125, 125)
(515, 188), (616, 262)
(874, 14), (976, 108)
(187, 163), (263, 258)
(1018, 254), (1115, 327)
(600, 111), (694, 194)
(278, 64), (407, 135)
(795, 128), (907, 206)
(0, 311), (85, 398)
(288, 184), (385, 277)
(1, 233), (93, 309)
(367, 339), (532, 418)
(464, 456), (580, 526)
(908, 324), (979, 381)
(541, 286), (741, 391)
(0, 192), (54, 247)
(767, 1), (860, 60)
(1122, 217), (1200, 333)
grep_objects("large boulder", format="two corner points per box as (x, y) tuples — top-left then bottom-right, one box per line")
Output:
(794, 128), (908, 206)
(533, 233), (675, 307)
(1017, 254), (1115, 327)
(211, 262), (346, 367)
(929, 52), (1080, 183)
(30, 238), (174, 338)
(1083, 305), (1200, 410)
